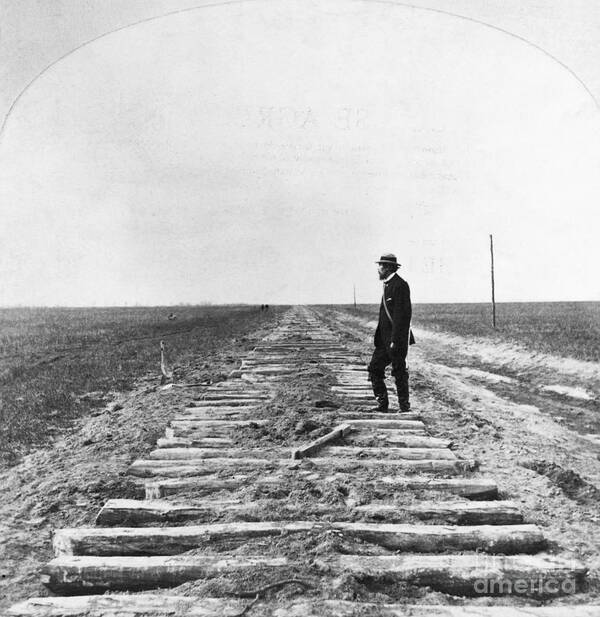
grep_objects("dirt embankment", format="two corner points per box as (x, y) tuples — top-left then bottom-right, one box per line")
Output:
(315, 307), (600, 605)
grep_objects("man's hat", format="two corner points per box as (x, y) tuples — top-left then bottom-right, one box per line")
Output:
(375, 253), (400, 267)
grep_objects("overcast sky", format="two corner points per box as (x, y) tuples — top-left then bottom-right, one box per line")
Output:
(1, 0), (599, 306)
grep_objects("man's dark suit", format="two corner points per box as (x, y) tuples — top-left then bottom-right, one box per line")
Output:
(368, 272), (413, 411)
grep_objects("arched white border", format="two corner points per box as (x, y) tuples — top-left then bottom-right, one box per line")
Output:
(1, 0), (597, 141)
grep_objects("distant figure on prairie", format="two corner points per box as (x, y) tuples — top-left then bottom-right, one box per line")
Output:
(265, 304), (269, 311)
(167, 312), (177, 321)
(368, 253), (415, 413)
(260, 304), (265, 311)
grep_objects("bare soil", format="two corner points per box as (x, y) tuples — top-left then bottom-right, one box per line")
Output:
(0, 310), (284, 611)
(3, 305), (600, 612)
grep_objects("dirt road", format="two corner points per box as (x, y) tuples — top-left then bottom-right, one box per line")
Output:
(6, 306), (600, 616)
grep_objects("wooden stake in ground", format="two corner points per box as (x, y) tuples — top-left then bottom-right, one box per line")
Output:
(490, 234), (496, 329)
(160, 340), (173, 384)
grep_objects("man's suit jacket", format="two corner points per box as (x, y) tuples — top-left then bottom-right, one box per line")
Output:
(374, 273), (414, 356)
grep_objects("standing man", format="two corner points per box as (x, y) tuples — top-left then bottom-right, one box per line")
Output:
(368, 253), (414, 413)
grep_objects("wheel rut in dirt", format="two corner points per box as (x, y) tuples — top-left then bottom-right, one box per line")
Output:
(8, 307), (599, 616)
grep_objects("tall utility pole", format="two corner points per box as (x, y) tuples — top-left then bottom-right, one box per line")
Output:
(489, 234), (496, 329)
(353, 284), (357, 310)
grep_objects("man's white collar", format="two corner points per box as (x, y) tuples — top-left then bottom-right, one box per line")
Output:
(383, 272), (395, 283)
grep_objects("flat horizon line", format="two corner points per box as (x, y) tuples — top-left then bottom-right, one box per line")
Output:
(0, 299), (599, 310)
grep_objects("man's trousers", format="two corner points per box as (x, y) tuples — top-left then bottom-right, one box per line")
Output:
(367, 346), (410, 411)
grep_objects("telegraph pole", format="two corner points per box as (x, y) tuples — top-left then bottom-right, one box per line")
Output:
(490, 234), (496, 329)
(353, 284), (357, 310)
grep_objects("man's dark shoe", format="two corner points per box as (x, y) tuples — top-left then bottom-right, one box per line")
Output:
(366, 405), (388, 413)
(366, 397), (388, 413)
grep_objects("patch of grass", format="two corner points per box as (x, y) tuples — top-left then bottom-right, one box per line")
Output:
(0, 305), (285, 464)
(339, 302), (600, 362)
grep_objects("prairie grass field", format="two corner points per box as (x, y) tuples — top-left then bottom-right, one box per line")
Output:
(343, 301), (600, 363)
(0, 305), (282, 464)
